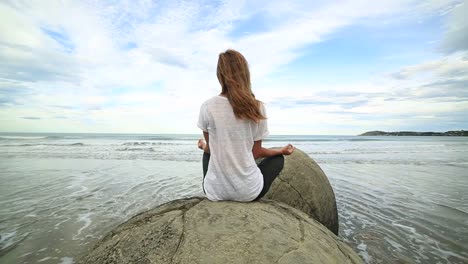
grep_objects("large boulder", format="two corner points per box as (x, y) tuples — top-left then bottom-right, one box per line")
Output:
(78, 198), (362, 264)
(262, 148), (339, 234)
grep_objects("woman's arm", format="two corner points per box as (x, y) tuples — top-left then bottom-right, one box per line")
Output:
(252, 140), (294, 159)
(203, 131), (210, 153)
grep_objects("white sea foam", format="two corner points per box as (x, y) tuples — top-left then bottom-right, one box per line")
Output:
(73, 212), (93, 240)
(0, 136), (47, 140)
(37, 256), (52, 262)
(59, 256), (74, 264)
(54, 217), (71, 229)
(384, 237), (404, 252)
(20, 252), (33, 257)
(0, 231), (16, 249)
(357, 242), (370, 263)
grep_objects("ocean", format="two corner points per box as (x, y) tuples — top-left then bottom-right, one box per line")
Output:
(0, 133), (467, 264)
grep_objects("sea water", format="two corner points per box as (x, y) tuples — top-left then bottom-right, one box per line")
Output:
(0, 133), (467, 264)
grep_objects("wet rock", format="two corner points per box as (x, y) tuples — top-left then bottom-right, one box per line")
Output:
(263, 148), (339, 234)
(78, 198), (362, 264)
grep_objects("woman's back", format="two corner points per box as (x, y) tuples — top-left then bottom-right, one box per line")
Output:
(197, 49), (293, 202)
(198, 95), (269, 201)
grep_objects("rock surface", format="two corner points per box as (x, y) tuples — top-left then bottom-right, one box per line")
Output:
(78, 198), (362, 264)
(262, 148), (339, 234)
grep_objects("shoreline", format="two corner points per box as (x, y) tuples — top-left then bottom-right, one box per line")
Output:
(359, 130), (467, 136)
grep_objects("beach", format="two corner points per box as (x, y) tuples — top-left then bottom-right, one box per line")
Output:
(0, 133), (467, 263)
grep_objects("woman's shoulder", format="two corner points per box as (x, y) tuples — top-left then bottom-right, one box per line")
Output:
(202, 95), (227, 106)
(258, 100), (267, 113)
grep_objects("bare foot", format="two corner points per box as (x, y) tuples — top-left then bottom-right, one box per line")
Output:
(197, 139), (206, 150)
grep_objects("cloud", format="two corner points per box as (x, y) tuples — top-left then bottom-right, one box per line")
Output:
(261, 46), (468, 134)
(389, 52), (468, 80)
(269, 97), (371, 111)
(41, 27), (75, 53)
(0, 0), (466, 134)
(0, 42), (80, 82)
(419, 78), (468, 99)
(0, 79), (36, 107)
(441, 1), (468, 53)
(0, 97), (14, 106)
(387, 52), (468, 102)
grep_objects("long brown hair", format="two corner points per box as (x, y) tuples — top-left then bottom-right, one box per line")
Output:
(216, 49), (266, 123)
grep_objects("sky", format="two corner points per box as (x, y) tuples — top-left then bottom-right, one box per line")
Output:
(0, 0), (467, 135)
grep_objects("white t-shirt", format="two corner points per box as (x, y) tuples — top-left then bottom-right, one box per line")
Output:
(197, 95), (269, 202)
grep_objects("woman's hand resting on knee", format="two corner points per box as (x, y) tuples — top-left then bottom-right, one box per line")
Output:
(281, 144), (295, 155)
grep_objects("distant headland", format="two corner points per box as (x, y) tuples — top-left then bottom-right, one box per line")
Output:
(359, 130), (468, 136)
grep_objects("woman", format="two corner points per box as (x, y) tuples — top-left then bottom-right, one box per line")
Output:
(197, 49), (294, 202)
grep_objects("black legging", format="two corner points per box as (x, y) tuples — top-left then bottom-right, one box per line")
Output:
(202, 152), (284, 200)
